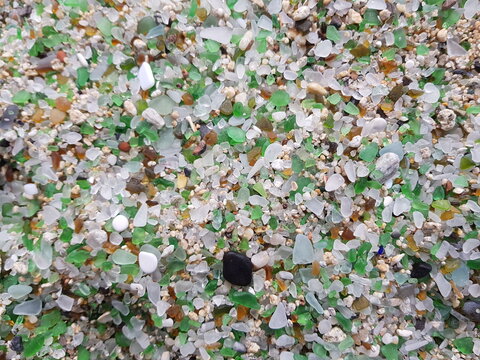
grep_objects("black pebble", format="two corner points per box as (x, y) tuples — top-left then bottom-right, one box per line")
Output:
(452, 69), (472, 77)
(0, 139), (10, 147)
(223, 251), (253, 286)
(10, 336), (23, 353)
(474, 60), (480, 72)
(410, 261), (432, 279)
(462, 301), (480, 323)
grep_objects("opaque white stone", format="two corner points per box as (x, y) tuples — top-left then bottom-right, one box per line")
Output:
(138, 62), (155, 90)
(112, 214), (129, 232)
(139, 251), (158, 274)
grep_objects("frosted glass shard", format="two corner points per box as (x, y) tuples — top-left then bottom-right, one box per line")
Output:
(13, 298), (42, 316)
(8, 285), (32, 299)
(292, 234), (314, 264)
(269, 303), (287, 329)
(199, 27), (232, 44)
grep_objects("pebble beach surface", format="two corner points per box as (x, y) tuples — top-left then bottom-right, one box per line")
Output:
(1, 0), (480, 359)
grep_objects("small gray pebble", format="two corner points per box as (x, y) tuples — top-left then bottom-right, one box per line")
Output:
(233, 341), (247, 353)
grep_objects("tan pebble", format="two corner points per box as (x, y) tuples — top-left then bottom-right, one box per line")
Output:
(379, 9), (391, 21)
(133, 38), (147, 49)
(247, 342), (260, 353)
(124, 100), (137, 116)
(437, 28), (448, 42)
(377, 262), (390, 273)
(223, 87), (236, 99)
(293, 6), (310, 21)
(243, 228), (254, 240)
(396, 3), (406, 13)
(307, 82), (328, 96)
(348, 9), (363, 24)
(390, 254), (405, 264)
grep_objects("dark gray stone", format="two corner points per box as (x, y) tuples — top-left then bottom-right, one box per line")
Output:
(462, 301), (480, 323)
(10, 336), (23, 353)
(0, 105), (20, 129)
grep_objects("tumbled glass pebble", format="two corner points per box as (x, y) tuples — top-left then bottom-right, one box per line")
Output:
(112, 249), (137, 265)
(226, 127), (246, 145)
(220, 100), (233, 115)
(269, 302), (288, 329)
(270, 90), (290, 107)
(295, 19), (312, 33)
(146, 25), (165, 39)
(137, 16), (156, 35)
(182, 93), (194, 105)
(222, 251), (253, 286)
(441, 258), (462, 274)
(256, 117), (273, 132)
(32, 108), (44, 123)
(13, 298), (42, 316)
(24, 183), (38, 195)
(230, 291), (260, 309)
(204, 131), (217, 146)
(350, 44), (370, 58)
(292, 234), (314, 264)
(393, 29), (407, 48)
(8, 284), (32, 299)
(352, 296), (370, 311)
(150, 95), (175, 116)
(57, 295), (74, 311)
